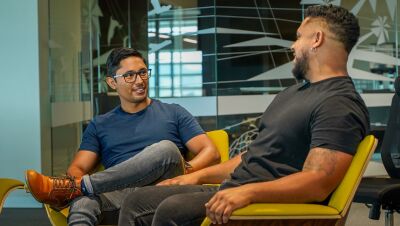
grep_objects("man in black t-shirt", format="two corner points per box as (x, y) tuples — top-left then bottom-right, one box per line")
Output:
(117, 5), (370, 226)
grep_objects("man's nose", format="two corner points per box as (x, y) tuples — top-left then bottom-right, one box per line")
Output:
(134, 75), (145, 84)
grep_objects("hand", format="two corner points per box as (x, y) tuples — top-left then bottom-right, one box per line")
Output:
(184, 161), (194, 174)
(156, 174), (199, 186)
(205, 186), (252, 224)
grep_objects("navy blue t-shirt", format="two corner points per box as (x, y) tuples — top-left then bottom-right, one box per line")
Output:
(79, 99), (204, 168)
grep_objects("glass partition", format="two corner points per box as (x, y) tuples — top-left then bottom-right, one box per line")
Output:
(339, 0), (399, 152)
(48, 0), (399, 173)
(147, 0), (218, 131)
(48, 0), (148, 175)
(48, 0), (87, 175)
(147, 0), (399, 156)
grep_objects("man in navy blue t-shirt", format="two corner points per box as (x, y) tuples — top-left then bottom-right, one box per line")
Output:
(25, 48), (220, 226)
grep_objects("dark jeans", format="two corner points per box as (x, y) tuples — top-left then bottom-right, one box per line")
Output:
(118, 185), (219, 226)
(68, 140), (185, 226)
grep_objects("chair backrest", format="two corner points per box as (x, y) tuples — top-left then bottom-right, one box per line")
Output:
(328, 135), (377, 215)
(206, 130), (229, 163)
(381, 76), (400, 178)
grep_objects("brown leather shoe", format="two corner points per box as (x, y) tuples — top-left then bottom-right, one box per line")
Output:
(25, 170), (82, 211)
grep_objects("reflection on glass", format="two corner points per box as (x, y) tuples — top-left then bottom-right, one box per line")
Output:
(48, 0), (148, 174)
(148, 0), (399, 157)
(47, 0), (399, 170)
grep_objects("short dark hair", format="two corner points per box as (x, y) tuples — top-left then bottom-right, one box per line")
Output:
(106, 47), (147, 77)
(305, 4), (360, 53)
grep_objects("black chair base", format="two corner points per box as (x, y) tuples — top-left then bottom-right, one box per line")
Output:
(354, 177), (400, 226)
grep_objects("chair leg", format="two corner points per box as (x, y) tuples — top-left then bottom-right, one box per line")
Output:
(384, 209), (394, 226)
(335, 209), (350, 226)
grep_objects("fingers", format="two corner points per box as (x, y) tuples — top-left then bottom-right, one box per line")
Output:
(206, 192), (217, 208)
(213, 203), (226, 224)
(206, 202), (224, 224)
(205, 192), (232, 224)
(205, 195), (217, 224)
(206, 203), (231, 224)
(222, 206), (233, 224)
(156, 178), (180, 186)
(156, 179), (171, 186)
(205, 204), (216, 224)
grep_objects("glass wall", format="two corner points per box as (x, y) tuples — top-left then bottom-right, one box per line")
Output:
(48, 0), (148, 175)
(48, 0), (399, 173)
(147, 0), (399, 156)
(48, 0), (87, 175)
(339, 0), (399, 152)
(146, 0), (218, 132)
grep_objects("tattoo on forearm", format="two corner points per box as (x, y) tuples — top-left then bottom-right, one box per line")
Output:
(303, 148), (337, 176)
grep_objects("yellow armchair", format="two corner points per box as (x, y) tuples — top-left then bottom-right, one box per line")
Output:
(201, 135), (378, 226)
(45, 129), (230, 226)
(0, 178), (25, 215)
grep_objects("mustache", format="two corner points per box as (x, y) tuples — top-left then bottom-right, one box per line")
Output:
(132, 83), (146, 90)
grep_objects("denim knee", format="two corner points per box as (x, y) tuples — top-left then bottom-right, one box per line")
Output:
(68, 196), (101, 226)
(119, 188), (156, 226)
(152, 194), (204, 226)
(158, 140), (181, 158)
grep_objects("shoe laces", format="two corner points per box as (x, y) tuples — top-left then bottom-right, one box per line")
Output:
(50, 175), (79, 199)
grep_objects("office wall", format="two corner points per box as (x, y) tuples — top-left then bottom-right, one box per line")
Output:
(0, 0), (41, 207)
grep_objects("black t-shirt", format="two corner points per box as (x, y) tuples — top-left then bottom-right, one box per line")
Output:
(221, 76), (370, 189)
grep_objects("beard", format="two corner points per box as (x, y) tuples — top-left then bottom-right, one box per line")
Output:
(291, 50), (309, 81)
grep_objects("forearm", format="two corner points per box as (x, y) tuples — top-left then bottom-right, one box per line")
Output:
(188, 147), (220, 173)
(244, 171), (333, 204)
(242, 147), (353, 204)
(67, 165), (89, 178)
(194, 154), (243, 184)
(66, 150), (99, 178)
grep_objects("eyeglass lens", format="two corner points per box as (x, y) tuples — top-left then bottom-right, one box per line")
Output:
(123, 69), (150, 83)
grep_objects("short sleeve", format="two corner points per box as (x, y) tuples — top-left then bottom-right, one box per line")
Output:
(79, 120), (101, 154)
(310, 96), (367, 155)
(175, 105), (204, 143)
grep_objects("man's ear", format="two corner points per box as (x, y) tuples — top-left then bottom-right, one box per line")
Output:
(313, 30), (324, 48)
(106, 77), (117, 90)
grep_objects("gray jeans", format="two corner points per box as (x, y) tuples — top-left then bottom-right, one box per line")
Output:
(118, 185), (219, 226)
(67, 140), (185, 226)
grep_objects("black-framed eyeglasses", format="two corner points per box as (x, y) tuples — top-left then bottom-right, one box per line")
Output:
(113, 68), (152, 83)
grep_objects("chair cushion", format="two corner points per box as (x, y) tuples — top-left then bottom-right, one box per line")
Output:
(232, 203), (339, 217)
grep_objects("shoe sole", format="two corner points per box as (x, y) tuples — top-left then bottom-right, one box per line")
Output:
(24, 170), (40, 203)
(49, 204), (67, 212)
